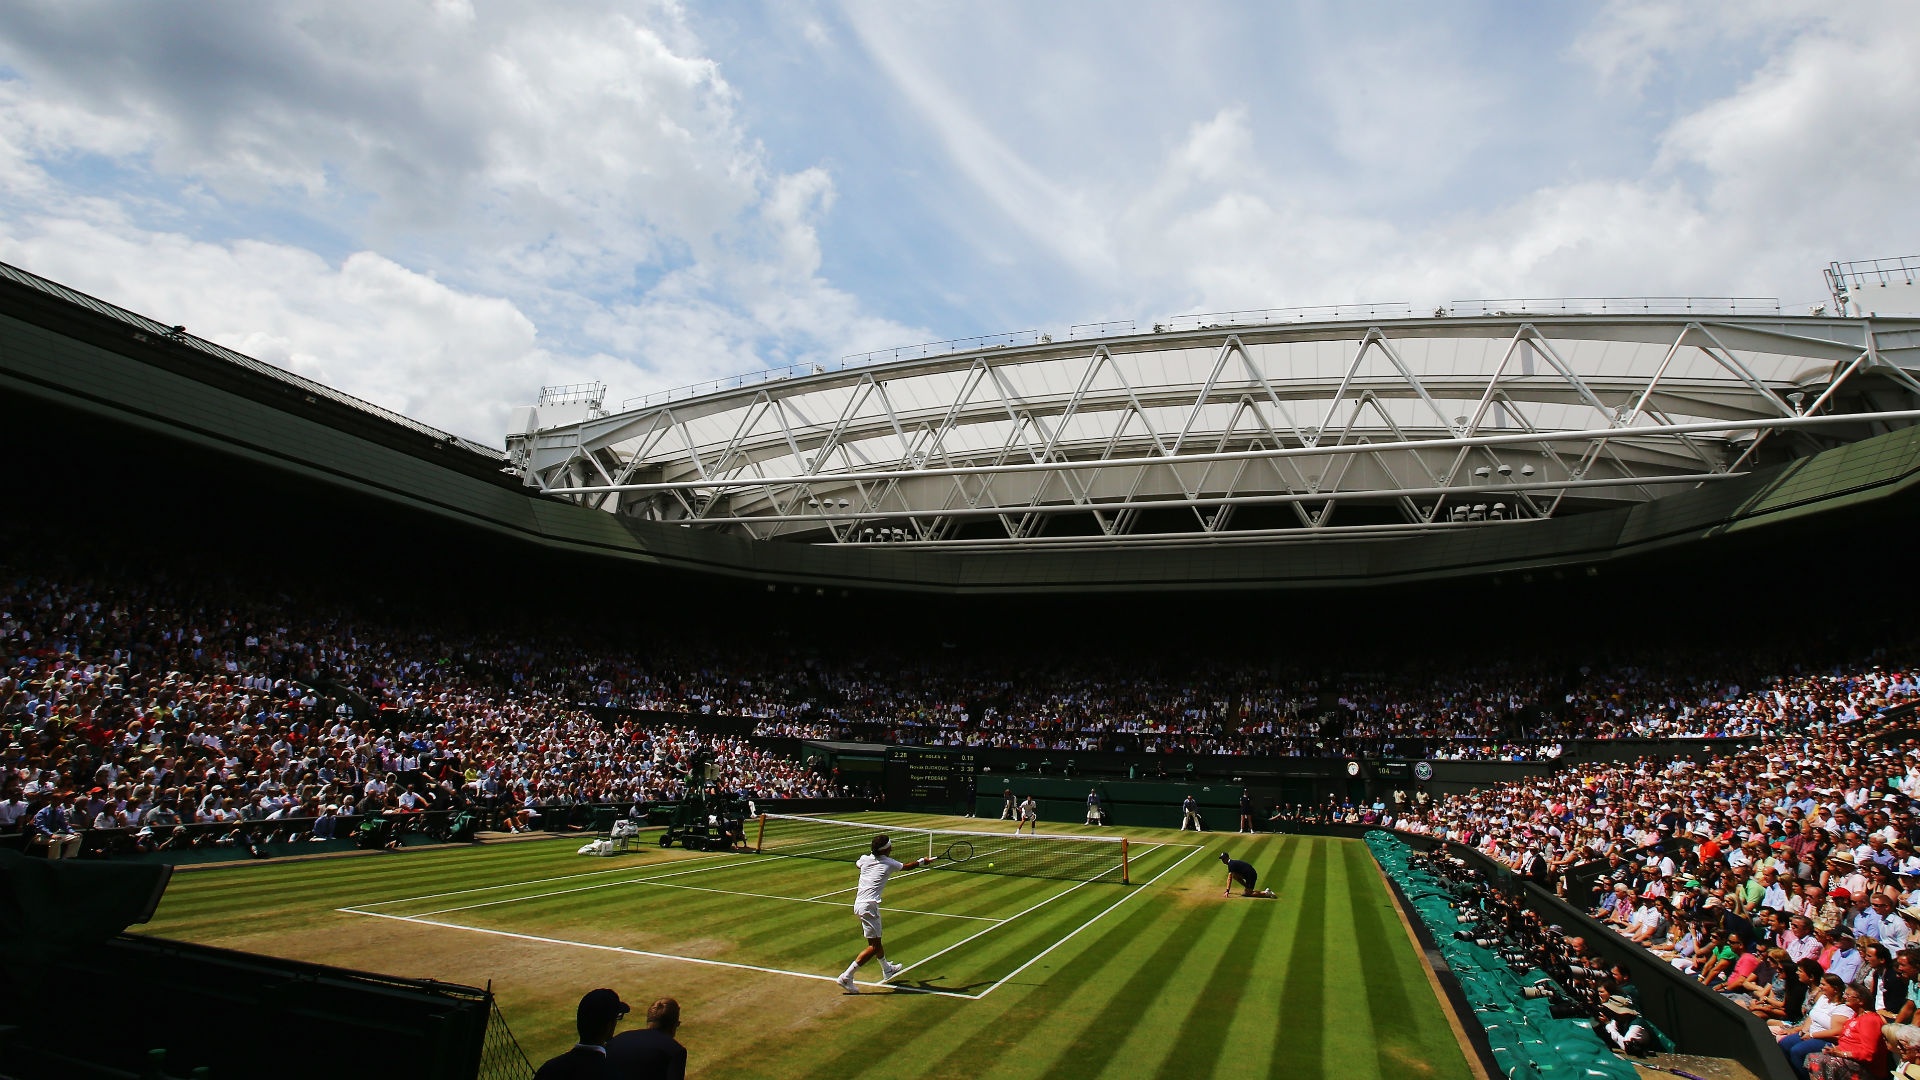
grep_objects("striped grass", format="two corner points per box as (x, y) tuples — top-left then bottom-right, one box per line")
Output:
(134, 815), (1472, 1080)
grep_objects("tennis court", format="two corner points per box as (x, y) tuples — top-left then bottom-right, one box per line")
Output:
(340, 814), (1202, 999)
(137, 814), (1475, 1079)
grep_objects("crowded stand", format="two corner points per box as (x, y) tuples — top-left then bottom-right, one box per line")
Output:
(1378, 666), (1920, 1077)
(5, 538), (1917, 866)
(0, 564), (847, 858)
(750, 651), (1818, 758)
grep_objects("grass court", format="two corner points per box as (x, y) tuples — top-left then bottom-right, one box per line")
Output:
(134, 813), (1474, 1079)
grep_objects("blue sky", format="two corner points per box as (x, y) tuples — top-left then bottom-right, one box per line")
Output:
(0, 1), (1914, 441)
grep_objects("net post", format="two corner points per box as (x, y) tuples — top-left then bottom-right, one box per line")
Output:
(755, 813), (767, 854)
(1122, 837), (1130, 885)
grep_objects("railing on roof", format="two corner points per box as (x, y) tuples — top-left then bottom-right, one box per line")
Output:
(612, 295), (1793, 416)
(1444, 296), (1781, 317)
(538, 382), (606, 408)
(839, 329), (1044, 367)
(1070, 319), (1136, 338)
(0, 259), (505, 458)
(1157, 301), (1414, 332)
(1828, 255), (1920, 290)
(620, 331), (1046, 411)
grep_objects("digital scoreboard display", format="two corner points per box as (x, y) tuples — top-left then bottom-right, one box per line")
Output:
(885, 747), (979, 810)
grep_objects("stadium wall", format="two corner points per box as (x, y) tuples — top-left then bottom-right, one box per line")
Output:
(7, 271), (1920, 593)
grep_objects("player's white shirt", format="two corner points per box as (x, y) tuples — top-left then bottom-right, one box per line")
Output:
(854, 853), (905, 906)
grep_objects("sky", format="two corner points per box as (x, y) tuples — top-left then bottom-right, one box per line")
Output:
(0, 1), (1914, 444)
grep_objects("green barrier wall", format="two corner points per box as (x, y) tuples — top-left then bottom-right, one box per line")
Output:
(973, 774), (1256, 829)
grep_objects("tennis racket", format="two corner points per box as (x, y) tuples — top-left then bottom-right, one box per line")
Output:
(938, 840), (974, 864)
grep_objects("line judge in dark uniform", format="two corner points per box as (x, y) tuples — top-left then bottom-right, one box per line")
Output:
(534, 988), (630, 1079)
(607, 997), (688, 1080)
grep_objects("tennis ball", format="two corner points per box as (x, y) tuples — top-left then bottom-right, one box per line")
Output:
(988, 862), (995, 868)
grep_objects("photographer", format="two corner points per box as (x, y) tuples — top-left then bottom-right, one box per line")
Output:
(1595, 998), (1655, 1056)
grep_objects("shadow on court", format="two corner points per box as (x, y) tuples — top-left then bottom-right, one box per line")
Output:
(892, 976), (993, 995)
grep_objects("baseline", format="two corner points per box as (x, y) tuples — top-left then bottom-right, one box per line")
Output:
(342, 909), (983, 1000)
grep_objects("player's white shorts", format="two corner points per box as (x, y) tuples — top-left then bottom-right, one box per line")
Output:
(855, 902), (883, 939)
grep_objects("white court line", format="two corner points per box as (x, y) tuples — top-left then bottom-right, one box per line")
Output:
(394, 858), (774, 917)
(890, 875), (1103, 982)
(342, 839), (1198, 1002)
(888, 841), (1174, 982)
(355, 850), (739, 907)
(973, 843), (1207, 998)
(581, 878), (1003, 922)
(370, 851), (980, 921)
(342, 909), (979, 1000)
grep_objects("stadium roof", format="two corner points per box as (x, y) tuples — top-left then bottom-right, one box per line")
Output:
(510, 304), (1920, 552)
(9, 255), (1920, 592)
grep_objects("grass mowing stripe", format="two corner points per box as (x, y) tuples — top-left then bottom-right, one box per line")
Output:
(1036, 891), (1228, 1076)
(400, 855), (790, 916)
(1339, 841), (1447, 1079)
(143, 816), (1465, 1079)
(973, 844), (1209, 1000)
(1316, 838), (1384, 1080)
(887, 876), (1115, 984)
(962, 874), (1219, 1080)
(906, 890), (1205, 1080)
(342, 908), (981, 1000)
(1150, 872), (1283, 1078)
(1213, 836), (1312, 1078)
(908, 883), (1138, 990)
(1271, 837), (1329, 1077)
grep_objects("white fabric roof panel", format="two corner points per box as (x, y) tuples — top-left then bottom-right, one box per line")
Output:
(510, 312), (1920, 548)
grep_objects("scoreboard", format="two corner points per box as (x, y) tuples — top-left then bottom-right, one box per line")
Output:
(885, 747), (979, 810)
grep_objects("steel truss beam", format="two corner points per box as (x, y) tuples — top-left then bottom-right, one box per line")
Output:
(508, 313), (1920, 546)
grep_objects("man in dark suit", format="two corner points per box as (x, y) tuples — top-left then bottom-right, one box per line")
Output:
(607, 997), (687, 1080)
(534, 988), (630, 1079)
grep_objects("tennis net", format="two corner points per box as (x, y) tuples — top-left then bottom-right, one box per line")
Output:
(755, 813), (1130, 884)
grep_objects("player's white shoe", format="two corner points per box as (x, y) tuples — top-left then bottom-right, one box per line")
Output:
(881, 960), (905, 982)
(836, 972), (859, 994)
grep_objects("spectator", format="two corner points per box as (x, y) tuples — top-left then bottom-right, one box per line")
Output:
(534, 988), (629, 1080)
(1775, 975), (1855, 1080)
(29, 792), (82, 859)
(606, 997), (687, 1080)
(1803, 984), (1884, 1080)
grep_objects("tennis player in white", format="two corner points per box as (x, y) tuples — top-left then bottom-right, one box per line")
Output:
(837, 834), (931, 994)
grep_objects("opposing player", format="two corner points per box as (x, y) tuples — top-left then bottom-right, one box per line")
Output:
(837, 835), (931, 993)
(1016, 794), (1039, 834)
(1220, 851), (1276, 898)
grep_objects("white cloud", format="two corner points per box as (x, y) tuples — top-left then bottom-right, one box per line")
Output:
(0, 1), (926, 440)
(0, 0), (1916, 451)
(842, 7), (1116, 280)
(841, 2), (1919, 319)
(1659, 11), (1920, 250)
(0, 215), (604, 441)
